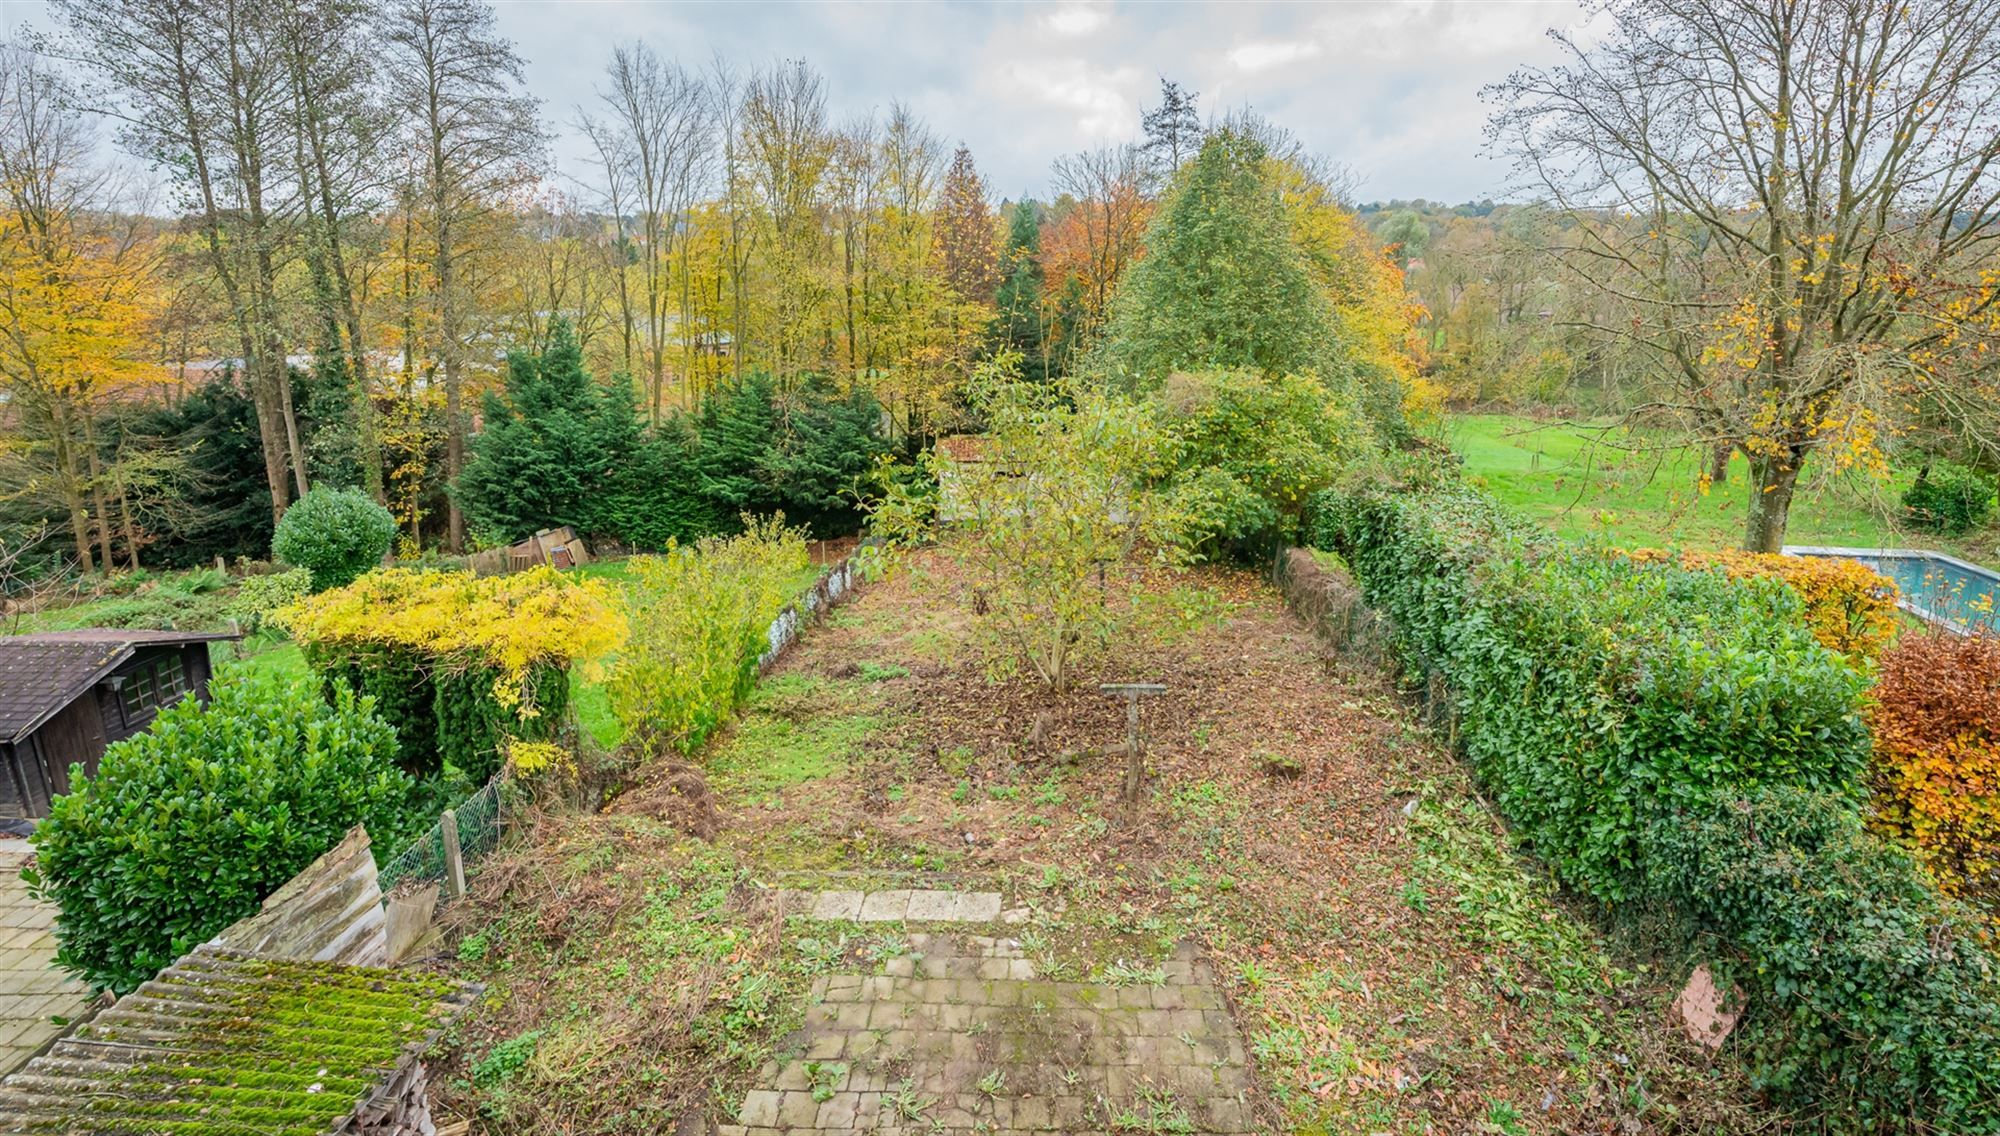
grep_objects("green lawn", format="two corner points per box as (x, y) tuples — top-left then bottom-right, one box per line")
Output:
(1449, 413), (1999, 565)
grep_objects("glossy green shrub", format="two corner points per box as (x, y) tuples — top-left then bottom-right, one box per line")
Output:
(271, 485), (396, 591)
(1648, 788), (2000, 1128)
(26, 669), (414, 993)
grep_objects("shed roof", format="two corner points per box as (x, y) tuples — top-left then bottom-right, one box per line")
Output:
(0, 630), (239, 744)
(0, 945), (477, 1136)
(934, 434), (990, 462)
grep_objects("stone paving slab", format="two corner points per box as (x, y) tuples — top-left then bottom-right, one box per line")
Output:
(0, 854), (87, 1076)
(730, 927), (1256, 1133)
(780, 888), (1013, 925)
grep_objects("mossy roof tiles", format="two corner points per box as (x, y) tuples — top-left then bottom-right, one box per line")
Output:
(0, 945), (477, 1136)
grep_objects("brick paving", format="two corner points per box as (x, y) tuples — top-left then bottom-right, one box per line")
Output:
(0, 848), (88, 1076)
(726, 890), (1255, 1134)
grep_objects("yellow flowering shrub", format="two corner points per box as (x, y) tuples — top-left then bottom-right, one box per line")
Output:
(279, 565), (626, 710)
(1625, 548), (1898, 661)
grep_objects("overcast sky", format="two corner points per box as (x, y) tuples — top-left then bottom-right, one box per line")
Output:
(1, 0), (1589, 204)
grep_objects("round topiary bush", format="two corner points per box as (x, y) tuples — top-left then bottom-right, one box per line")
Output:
(272, 485), (397, 590)
(25, 669), (415, 993)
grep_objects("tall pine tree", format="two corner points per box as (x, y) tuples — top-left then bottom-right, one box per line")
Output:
(1092, 130), (1339, 387)
(454, 318), (637, 543)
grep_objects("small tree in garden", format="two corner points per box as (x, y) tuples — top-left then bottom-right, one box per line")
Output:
(27, 670), (415, 993)
(272, 484), (397, 590)
(872, 355), (1182, 691)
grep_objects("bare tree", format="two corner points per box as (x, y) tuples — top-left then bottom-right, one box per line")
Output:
(1488, 0), (2000, 551)
(48, 0), (311, 527)
(275, 0), (389, 499)
(383, 0), (544, 552)
(582, 44), (712, 418)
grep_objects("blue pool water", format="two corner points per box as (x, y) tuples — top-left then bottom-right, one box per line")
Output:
(1786, 547), (2000, 634)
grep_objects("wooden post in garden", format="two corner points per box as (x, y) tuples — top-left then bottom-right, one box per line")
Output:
(440, 810), (466, 899)
(1100, 683), (1166, 806)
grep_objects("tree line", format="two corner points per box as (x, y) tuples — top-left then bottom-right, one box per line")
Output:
(0, 2), (1217, 574)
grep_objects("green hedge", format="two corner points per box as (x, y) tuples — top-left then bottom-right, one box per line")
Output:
(26, 670), (414, 993)
(1651, 788), (2000, 1127)
(302, 643), (566, 783)
(1311, 485), (2000, 1130)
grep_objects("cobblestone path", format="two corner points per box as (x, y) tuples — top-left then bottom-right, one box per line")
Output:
(724, 889), (1255, 1135)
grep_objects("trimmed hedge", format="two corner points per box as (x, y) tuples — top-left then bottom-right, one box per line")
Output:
(1320, 487), (1870, 901)
(1871, 632), (2000, 904)
(1311, 485), (2000, 1130)
(1625, 547), (1899, 662)
(26, 670), (414, 993)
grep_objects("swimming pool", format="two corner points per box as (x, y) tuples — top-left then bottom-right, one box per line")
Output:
(1785, 546), (2000, 635)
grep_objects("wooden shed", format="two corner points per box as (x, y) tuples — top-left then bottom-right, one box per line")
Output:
(0, 629), (238, 820)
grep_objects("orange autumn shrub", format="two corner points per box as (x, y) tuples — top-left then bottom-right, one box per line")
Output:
(1625, 548), (1897, 661)
(1870, 632), (2000, 905)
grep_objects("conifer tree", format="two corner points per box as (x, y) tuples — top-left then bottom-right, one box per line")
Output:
(455, 318), (634, 543)
(1093, 130), (1338, 387)
(936, 145), (997, 305)
(991, 201), (1049, 382)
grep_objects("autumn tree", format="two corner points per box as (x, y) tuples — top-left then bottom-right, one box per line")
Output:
(384, 0), (545, 552)
(1046, 144), (1149, 334)
(741, 59), (836, 382)
(1489, 0), (2000, 551)
(0, 47), (172, 572)
(936, 145), (997, 305)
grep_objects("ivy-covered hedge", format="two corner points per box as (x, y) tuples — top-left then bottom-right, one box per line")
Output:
(26, 670), (415, 993)
(1310, 485), (2000, 1130)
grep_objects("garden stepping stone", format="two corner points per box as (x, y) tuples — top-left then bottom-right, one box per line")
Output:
(779, 887), (1009, 924)
(721, 925), (1256, 1134)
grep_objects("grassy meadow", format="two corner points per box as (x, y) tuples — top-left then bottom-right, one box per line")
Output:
(1448, 413), (2000, 567)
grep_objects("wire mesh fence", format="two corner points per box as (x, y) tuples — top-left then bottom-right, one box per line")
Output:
(376, 774), (506, 896)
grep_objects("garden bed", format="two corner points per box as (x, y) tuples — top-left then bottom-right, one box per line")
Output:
(427, 550), (1755, 1134)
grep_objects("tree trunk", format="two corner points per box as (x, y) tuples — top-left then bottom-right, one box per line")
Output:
(1708, 441), (1731, 487)
(437, 209), (465, 553)
(1743, 452), (1801, 553)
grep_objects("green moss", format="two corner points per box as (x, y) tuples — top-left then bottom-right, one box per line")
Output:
(34, 952), (471, 1136)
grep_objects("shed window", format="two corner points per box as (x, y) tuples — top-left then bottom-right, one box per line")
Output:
(121, 655), (188, 720)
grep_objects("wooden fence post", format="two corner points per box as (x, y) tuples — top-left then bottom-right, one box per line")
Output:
(440, 810), (466, 899)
